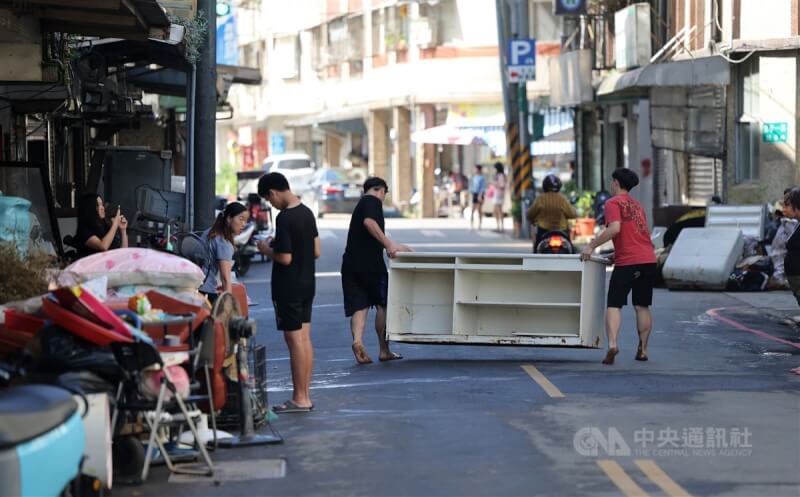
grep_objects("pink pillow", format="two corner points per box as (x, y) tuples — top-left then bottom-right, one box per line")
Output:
(65, 248), (204, 289)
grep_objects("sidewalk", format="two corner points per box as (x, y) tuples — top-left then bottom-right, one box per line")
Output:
(723, 290), (800, 324)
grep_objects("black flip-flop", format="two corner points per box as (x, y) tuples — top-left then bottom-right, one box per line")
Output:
(635, 342), (648, 361)
(272, 400), (313, 413)
(602, 347), (619, 365)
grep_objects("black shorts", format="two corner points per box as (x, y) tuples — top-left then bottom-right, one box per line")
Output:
(472, 193), (484, 204)
(342, 270), (388, 317)
(607, 264), (657, 308)
(273, 297), (313, 331)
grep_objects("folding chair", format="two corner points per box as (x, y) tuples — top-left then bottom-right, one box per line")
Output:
(109, 340), (214, 482)
(186, 319), (223, 449)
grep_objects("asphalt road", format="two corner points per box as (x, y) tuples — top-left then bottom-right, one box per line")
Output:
(125, 215), (800, 497)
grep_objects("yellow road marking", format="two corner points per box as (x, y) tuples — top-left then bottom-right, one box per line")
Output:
(520, 364), (564, 398)
(597, 459), (650, 497)
(635, 459), (692, 497)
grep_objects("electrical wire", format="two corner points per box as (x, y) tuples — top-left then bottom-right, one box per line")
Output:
(709, 0), (756, 64)
(0, 83), (63, 113)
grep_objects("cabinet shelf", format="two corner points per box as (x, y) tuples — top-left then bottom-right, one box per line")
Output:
(455, 300), (581, 309)
(387, 252), (607, 348)
(389, 263), (455, 271)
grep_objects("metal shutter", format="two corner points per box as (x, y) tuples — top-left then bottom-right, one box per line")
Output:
(688, 155), (722, 205)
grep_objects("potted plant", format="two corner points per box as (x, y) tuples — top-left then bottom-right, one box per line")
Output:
(574, 191), (596, 237)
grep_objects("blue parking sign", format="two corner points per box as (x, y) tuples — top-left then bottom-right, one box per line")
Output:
(507, 39), (536, 83)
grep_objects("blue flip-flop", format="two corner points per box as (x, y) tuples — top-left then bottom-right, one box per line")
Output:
(272, 400), (313, 413)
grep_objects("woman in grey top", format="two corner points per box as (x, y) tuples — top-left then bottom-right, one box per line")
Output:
(199, 202), (249, 304)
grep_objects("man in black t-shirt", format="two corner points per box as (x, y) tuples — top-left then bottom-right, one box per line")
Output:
(342, 177), (412, 364)
(257, 172), (321, 413)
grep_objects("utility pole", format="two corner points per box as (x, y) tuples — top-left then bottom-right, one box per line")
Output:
(515, 0), (533, 240)
(496, 0), (519, 232)
(194, 0), (217, 230)
(496, 0), (533, 239)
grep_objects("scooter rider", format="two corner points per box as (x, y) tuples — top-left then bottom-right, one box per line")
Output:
(526, 174), (577, 249)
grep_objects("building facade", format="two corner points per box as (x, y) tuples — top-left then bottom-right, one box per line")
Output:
(551, 0), (800, 226)
(220, 0), (564, 216)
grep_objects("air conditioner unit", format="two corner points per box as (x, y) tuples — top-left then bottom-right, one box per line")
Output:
(411, 17), (437, 49)
(614, 3), (651, 70)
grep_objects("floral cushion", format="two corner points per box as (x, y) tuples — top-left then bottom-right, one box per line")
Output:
(64, 248), (204, 289)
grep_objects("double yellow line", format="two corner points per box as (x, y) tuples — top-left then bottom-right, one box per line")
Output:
(598, 459), (691, 497)
(520, 366), (691, 496)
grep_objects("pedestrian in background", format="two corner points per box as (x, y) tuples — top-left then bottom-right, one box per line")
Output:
(492, 162), (507, 233)
(257, 172), (321, 412)
(469, 164), (487, 230)
(781, 188), (800, 304)
(342, 177), (412, 364)
(782, 188), (800, 375)
(580, 168), (656, 365)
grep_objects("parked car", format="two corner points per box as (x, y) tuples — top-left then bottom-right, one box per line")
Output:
(301, 168), (368, 218)
(262, 153), (316, 194)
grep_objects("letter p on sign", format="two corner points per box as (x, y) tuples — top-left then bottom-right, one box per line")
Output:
(509, 40), (535, 66)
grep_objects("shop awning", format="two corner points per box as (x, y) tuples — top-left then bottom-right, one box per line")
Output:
(411, 125), (488, 146)
(0, 0), (172, 39)
(597, 56), (730, 97)
(542, 126), (574, 142)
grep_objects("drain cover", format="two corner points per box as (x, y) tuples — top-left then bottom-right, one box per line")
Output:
(168, 459), (287, 484)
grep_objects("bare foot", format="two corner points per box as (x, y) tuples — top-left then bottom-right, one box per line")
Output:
(379, 352), (403, 362)
(352, 343), (372, 364)
(602, 347), (619, 365)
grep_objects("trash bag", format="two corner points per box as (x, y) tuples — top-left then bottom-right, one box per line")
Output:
(57, 370), (115, 395)
(36, 324), (120, 381)
(726, 269), (769, 292)
(748, 257), (775, 276)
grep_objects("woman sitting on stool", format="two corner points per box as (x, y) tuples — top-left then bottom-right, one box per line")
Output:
(74, 192), (128, 259)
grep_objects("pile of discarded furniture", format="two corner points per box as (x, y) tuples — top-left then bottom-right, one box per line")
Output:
(0, 248), (280, 493)
(660, 204), (788, 291)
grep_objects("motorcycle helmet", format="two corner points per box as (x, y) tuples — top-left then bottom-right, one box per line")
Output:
(542, 174), (562, 193)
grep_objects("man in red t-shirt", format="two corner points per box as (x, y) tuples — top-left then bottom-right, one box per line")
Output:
(580, 168), (656, 365)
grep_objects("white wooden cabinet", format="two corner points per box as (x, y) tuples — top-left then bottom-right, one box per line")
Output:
(387, 252), (607, 348)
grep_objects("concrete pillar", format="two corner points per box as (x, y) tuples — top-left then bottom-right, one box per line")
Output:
(368, 108), (390, 181)
(325, 133), (342, 168)
(418, 105), (436, 218)
(635, 100), (654, 226)
(392, 106), (412, 210)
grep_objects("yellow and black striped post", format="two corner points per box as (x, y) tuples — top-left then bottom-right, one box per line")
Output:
(519, 146), (532, 194)
(507, 122), (523, 200)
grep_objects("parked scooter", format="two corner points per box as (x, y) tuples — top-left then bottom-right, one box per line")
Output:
(0, 362), (87, 497)
(534, 230), (575, 254)
(233, 220), (258, 276)
(594, 190), (613, 227)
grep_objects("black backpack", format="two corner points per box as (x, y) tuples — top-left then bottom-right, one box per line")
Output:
(177, 232), (215, 286)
